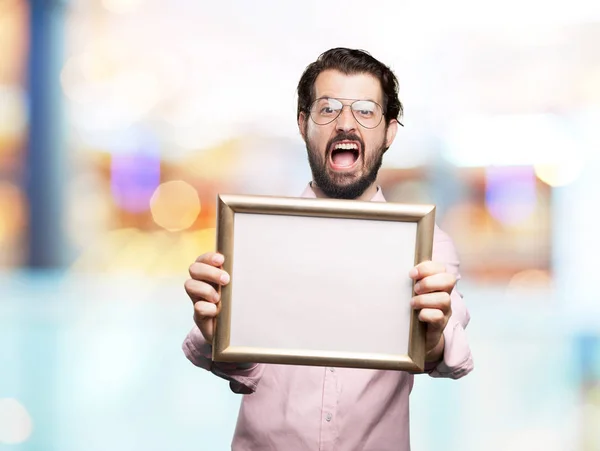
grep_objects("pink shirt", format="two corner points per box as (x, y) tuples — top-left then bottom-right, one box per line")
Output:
(183, 185), (473, 451)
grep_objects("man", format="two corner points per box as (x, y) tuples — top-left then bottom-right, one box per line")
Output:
(183, 48), (473, 451)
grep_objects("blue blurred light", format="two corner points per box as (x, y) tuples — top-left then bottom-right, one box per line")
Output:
(485, 166), (537, 226)
(110, 132), (161, 213)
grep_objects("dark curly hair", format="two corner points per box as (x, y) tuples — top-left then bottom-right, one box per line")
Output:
(296, 48), (403, 126)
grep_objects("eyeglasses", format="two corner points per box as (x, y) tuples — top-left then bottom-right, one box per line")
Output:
(309, 97), (386, 129)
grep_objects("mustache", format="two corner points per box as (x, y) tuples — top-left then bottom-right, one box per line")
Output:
(326, 133), (364, 153)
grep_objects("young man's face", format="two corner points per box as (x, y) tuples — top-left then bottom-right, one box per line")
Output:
(298, 69), (398, 200)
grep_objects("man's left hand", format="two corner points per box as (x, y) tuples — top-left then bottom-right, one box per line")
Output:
(409, 261), (455, 363)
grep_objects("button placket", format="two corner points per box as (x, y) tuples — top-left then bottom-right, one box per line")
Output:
(319, 367), (339, 450)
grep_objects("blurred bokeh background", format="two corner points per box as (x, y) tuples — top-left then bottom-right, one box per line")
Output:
(1, 0), (600, 449)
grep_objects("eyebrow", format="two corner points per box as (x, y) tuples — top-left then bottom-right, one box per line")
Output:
(317, 96), (382, 104)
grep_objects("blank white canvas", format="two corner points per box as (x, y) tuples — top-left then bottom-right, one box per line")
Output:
(229, 213), (417, 356)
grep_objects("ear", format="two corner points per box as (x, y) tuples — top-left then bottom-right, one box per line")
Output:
(384, 119), (399, 149)
(298, 112), (308, 142)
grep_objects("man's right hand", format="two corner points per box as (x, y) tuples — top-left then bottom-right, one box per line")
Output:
(185, 252), (230, 344)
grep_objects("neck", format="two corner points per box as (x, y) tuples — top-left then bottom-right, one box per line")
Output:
(311, 181), (378, 201)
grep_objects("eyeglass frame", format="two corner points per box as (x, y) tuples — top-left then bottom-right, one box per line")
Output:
(308, 97), (404, 129)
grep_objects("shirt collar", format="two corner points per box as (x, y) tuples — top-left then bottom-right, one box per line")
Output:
(301, 182), (387, 202)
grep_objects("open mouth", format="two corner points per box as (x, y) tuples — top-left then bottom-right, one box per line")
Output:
(330, 141), (360, 170)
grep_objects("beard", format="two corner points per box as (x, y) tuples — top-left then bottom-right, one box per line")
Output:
(305, 132), (386, 200)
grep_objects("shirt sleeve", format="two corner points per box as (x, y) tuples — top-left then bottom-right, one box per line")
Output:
(182, 326), (265, 394)
(425, 225), (474, 379)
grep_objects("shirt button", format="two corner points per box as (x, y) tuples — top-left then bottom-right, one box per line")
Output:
(329, 367), (335, 372)
(325, 413), (332, 422)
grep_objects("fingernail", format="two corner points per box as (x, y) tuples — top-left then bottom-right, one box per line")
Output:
(409, 268), (418, 278)
(213, 254), (224, 265)
(220, 272), (230, 284)
(213, 292), (220, 302)
(414, 282), (421, 293)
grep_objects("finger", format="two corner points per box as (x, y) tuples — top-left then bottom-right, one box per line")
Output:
(184, 278), (220, 304)
(409, 260), (446, 280)
(189, 261), (230, 286)
(194, 301), (219, 319)
(195, 252), (225, 267)
(413, 272), (456, 295)
(411, 292), (451, 313)
(417, 308), (447, 330)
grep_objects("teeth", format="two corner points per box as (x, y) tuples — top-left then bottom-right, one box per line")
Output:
(334, 143), (358, 150)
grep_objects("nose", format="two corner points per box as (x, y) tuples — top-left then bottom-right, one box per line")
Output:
(335, 105), (358, 133)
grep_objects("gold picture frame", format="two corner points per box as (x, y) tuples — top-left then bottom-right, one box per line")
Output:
(212, 193), (435, 372)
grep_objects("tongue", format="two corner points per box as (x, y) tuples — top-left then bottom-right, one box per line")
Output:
(332, 150), (356, 167)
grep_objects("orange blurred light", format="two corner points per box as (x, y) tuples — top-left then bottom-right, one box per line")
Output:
(0, 86), (27, 143)
(0, 181), (25, 245)
(534, 161), (584, 187)
(0, 0), (28, 85)
(150, 181), (201, 232)
(507, 269), (553, 291)
(69, 227), (218, 274)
